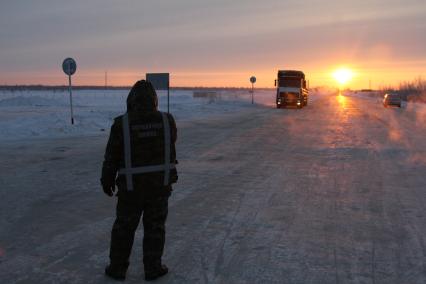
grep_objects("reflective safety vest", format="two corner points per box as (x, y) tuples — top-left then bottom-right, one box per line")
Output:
(117, 112), (175, 191)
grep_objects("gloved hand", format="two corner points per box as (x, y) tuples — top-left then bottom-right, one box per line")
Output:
(171, 168), (178, 184)
(101, 179), (115, 197)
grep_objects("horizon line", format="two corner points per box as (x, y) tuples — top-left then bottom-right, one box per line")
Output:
(0, 84), (282, 90)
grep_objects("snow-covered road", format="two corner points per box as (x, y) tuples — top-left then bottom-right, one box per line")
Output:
(1, 93), (426, 283)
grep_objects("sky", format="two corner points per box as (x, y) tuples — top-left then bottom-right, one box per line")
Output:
(1, 0), (426, 88)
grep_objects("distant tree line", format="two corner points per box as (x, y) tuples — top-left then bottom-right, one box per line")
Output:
(398, 77), (426, 103)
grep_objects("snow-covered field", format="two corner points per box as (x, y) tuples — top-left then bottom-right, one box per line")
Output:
(0, 89), (275, 141)
(1, 90), (426, 283)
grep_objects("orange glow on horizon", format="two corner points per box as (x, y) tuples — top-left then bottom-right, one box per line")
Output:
(1, 62), (425, 90)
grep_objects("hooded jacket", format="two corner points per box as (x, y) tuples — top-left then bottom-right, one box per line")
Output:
(101, 80), (177, 196)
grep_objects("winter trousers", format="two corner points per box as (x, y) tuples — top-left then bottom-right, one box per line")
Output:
(109, 193), (169, 271)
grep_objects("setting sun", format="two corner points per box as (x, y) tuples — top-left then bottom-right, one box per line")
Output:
(332, 68), (354, 86)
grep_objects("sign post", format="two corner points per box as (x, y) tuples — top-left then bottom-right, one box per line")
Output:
(250, 76), (256, 104)
(146, 73), (170, 113)
(62, 58), (77, 125)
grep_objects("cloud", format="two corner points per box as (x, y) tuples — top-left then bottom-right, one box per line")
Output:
(1, 0), (426, 86)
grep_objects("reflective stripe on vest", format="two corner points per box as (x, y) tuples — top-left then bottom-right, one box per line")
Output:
(118, 112), (175, 190)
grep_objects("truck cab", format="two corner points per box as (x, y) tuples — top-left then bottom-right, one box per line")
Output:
(275, 70), (308, 108)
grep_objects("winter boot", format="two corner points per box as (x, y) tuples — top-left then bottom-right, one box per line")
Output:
(105, 262), (129, 281)
(145, 264), (168, 281)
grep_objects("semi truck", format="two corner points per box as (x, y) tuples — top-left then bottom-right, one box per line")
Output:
(275, 70), (308, 108)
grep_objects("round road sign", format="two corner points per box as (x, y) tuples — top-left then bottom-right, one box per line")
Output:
(62, 58), (77, 76)
(250, 76), (256, 84)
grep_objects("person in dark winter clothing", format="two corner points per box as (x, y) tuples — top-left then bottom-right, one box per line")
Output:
(101, 80), (178, 281)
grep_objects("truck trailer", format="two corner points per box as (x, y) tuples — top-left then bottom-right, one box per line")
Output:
(275, 70), (308, 108)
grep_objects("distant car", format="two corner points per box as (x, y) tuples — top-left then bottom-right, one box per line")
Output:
(383, 93), (401, 107)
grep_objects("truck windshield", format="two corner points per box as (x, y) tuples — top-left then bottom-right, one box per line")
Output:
(279, 78), (302, 87)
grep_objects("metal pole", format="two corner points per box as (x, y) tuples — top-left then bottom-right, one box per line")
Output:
(167, 81), (170, 114)
(68, 71), (74, 125)
(251, 83), (254, 104)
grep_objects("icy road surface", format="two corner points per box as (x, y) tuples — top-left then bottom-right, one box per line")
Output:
(1, 93), (426, 283)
